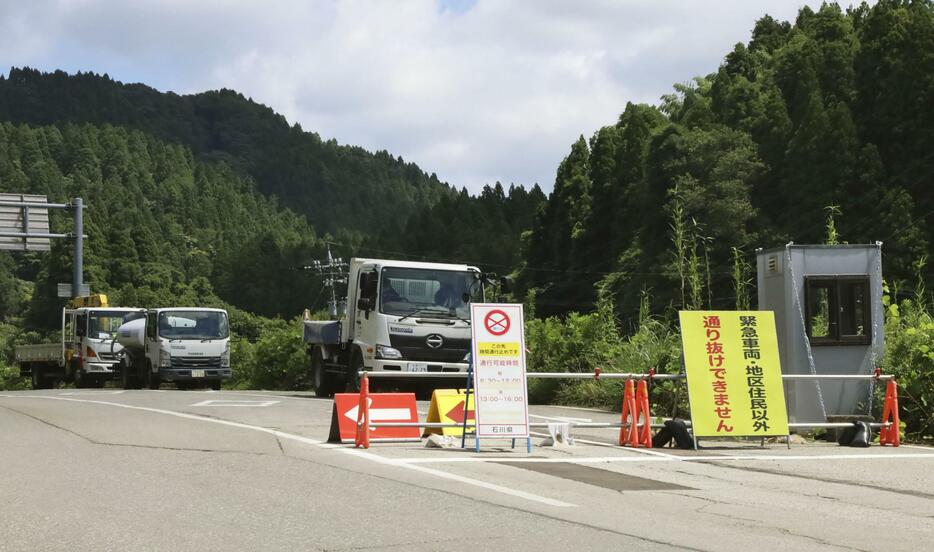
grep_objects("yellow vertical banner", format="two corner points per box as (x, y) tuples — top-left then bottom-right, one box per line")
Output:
(679, 311), (789, 438)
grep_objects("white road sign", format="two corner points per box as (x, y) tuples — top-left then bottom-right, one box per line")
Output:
(470, 303), (530, 438)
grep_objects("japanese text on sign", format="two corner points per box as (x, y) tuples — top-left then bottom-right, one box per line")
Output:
(471, 303), (530, 438)
(679, 311), (788, 437)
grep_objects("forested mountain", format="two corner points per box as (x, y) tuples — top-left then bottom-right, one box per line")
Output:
(371, 182), (546, 272)
(0, 69), (544, 330)
(0, 123), (321, 322)
(0, 68), (453, 236)
(520, 0), (934, 321)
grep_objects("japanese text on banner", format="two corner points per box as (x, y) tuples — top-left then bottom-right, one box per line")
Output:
(679, 311), (788, 438)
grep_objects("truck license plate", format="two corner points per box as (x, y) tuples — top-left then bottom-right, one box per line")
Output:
(191, 369), (205, 378)
(407, 363), (428, 373)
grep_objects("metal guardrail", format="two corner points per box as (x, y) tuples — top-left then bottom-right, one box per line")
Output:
(359, 370), (894, 381)
(357, 369), (895, 434)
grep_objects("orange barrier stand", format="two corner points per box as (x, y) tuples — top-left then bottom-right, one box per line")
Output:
(879, 379), (900, 447)
(619, 379), (652, 447)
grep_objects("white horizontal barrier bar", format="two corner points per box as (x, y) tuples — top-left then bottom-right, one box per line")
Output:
(359, 371), (893, 381)
(367, 422), (630, 428)
(361, 372), (465, 378)
(781, 374), (894, 381)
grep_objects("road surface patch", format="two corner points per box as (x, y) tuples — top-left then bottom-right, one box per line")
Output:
(497, 461), (695, 491)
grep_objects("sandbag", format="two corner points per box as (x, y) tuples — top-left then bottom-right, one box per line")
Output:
(666, 419), (694, 449)
(837, 421), (872, 447)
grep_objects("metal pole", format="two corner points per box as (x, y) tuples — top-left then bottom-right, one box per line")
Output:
(72, 197), (83, 298)
(22, 204), (28, 250)
(461, 360), (473, 449)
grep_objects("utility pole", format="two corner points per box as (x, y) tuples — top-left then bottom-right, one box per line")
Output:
(71, 197), (83, 298)
(305, 243), (348, 319)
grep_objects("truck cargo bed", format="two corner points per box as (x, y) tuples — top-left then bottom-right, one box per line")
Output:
(15, 343), (62, 364)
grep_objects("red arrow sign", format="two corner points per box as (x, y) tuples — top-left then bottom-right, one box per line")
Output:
(445, 400), (475, 424)
(328, 392), (421, 443)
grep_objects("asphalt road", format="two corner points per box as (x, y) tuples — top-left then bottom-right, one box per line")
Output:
(1, 388), (933, 551)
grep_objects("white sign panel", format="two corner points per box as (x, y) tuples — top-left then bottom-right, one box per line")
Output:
(470, 303), (530, 438)
(0, 193), (51, 251)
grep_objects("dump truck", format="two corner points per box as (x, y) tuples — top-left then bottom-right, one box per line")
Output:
(115, 307), (231, 390)
(15, 294), (146, 389)
(304, 257), (489, 397)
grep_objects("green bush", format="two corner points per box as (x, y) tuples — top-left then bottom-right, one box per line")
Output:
(525, 296), (686, 415)
(881, 295), (934, 440)
(229, 317), (309, 390)
(0, 362), (27, 390)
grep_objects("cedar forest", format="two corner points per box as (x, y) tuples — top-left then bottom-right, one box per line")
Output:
(2, 2), (934, 438)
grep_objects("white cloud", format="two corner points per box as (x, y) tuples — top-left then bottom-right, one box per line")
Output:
(0, 0), (835, 193)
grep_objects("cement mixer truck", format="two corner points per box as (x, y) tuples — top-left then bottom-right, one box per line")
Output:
(115, 307), (231, 390)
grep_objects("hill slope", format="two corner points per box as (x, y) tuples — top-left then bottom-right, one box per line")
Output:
(0, 68), (454, 236)
(0, 122), (321, 322)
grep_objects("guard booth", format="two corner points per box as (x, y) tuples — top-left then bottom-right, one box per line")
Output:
(756, 243), (884, 422)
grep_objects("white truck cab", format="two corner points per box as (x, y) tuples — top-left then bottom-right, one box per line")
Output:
(66, 305), (146, 385)
(116, 307), (231, 390)
(305, 258), (484, 396)
(16, 294), (146, 389)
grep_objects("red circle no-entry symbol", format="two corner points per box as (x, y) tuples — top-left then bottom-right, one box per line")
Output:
(484, 309), (511, 336)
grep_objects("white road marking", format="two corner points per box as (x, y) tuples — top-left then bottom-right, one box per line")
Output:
(339, 448), (576, 508)
(189, 399), (280, 407)
(60, 390), (126, 396)
(0, 394), (573, 508)
(529, 414), (592, 423)
(391, 452), (934, 464)
(213, 391), (321, 402)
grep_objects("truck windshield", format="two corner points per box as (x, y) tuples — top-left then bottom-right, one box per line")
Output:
(158, 311), (229, 340)
(88, 310), (145, 340)
(380, 268), (482, 318)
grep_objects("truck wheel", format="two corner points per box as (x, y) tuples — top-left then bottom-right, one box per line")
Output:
(31, 367), (48, 390)
(345, 352), (363, 393)
(120, 359), (140, 390)
(312, 348), (334, 398)
(146, 361), (161, 390)
(209, 381), (221, 391)
(74, 367), (89, 389)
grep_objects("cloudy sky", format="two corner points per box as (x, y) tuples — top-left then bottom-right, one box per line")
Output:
(1, 0), (834, 193)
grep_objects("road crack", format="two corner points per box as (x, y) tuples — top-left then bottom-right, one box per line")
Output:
(0, 403), (274, 457)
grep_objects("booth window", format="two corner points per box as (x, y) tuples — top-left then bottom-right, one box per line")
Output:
(805, 276), (871, 345)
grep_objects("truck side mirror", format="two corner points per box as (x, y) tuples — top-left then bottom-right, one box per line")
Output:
(357, 298), (371, 312)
